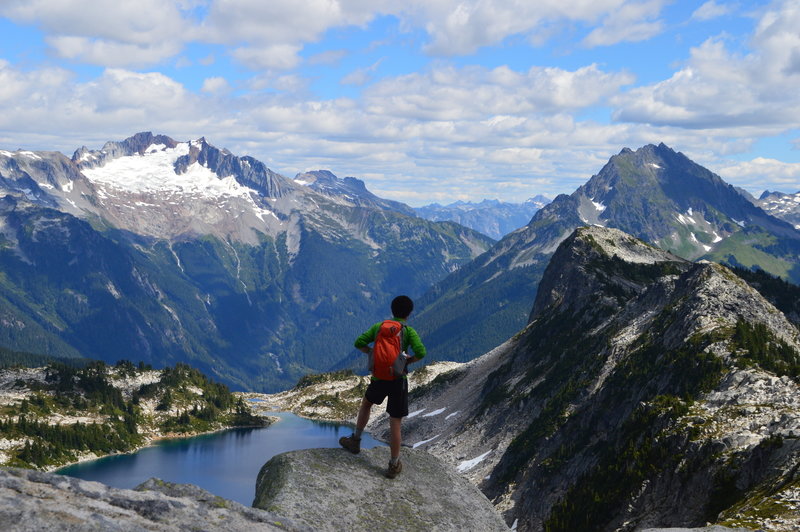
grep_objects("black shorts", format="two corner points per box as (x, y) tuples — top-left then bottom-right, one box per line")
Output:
(365, 378), (408, 418)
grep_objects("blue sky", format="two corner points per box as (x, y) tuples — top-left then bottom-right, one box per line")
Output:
(1, 0), (799, 205)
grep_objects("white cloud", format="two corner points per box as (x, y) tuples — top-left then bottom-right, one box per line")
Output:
(612, 0), (800, 130)
(714, 157), (800, 194)
(0, 0), (677, 72)
(399, 0), (630, 56)
(363, 64), (634, 120)
(691, 1), (734, 21)
(46, 36), (183, 68)
(201, 77), (231, 94)
(202, 0), (379, 70)
(231, 44), (303, 70)
(0, 0), (191, 66)
(581, 0), (667, 47)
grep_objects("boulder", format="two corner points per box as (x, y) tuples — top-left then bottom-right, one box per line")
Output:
(254, 447), (509, 531)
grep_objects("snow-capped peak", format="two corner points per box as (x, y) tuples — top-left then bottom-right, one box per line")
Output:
(81, 142), (251, 200)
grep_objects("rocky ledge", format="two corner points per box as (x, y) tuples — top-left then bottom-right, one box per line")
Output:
(253, 447), (509, 531)
(0, 466), (304, 531)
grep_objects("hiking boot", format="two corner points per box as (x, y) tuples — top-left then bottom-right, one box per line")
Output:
(385, 459), (402, 479)
(339, 435), (361, 454)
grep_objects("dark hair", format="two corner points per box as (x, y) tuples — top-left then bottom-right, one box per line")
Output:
(391, 295), (414, 319)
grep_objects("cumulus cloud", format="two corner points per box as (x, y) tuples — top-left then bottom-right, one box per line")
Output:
(231, 44), (304, 70)
(714, 157), (800, 194)
(363, 63), (634, 120)
(398, 0), (630, 56)
(0, 0), (675, 71)
(202, 0), (379, 70)
(201, 77), (231, 94)
(0, 0), (191, 66)
(0, 62), (212, 148)
(581, 0), (667, 47)
(46, 36), (183, 68)
(612, 0), (800, 130)
(691, 0), (734, 21)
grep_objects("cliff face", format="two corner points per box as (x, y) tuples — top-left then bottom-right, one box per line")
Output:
(253, 447), (509, 532)
(390, 226), (800, 531)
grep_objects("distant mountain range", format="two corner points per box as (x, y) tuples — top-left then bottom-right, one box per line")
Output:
(415, 143), (800, 364)
(415, 197), (550, 239)
(0, 133), (493, 391)
(756, 190), (800, 230)
(2, 135), (799, 392)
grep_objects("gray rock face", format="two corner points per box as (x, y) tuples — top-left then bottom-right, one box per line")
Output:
(253, 447), (509, 531)
(0, 466), (304, 531)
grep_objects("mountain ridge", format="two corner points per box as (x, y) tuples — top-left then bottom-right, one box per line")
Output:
(387, 225), (800, 531)
(415, 196), (550, 239)
(0, 133), (493, 391)
(415, 142), (800, 365)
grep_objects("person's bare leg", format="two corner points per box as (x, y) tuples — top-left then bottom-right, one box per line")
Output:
(385, 416), (403, 478)
(355, 397), (373, 435)
(389, 416), (402, 460)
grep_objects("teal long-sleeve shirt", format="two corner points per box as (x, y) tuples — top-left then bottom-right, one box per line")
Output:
(354, 317), (427, 360)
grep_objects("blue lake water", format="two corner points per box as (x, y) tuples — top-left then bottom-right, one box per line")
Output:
(56, 411), (385, 506)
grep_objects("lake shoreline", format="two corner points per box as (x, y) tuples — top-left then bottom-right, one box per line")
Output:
(50, 414), (281, 474)
(51, 411), (386, 506)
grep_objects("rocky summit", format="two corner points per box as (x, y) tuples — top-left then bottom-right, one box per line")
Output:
(390, 226), (800, 531)
(253, 447), (509, 532)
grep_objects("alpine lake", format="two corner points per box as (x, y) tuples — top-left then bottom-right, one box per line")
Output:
(56, 409), (385, 506)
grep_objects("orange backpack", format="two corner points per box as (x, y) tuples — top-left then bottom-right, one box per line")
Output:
(371, 320), (406, 380)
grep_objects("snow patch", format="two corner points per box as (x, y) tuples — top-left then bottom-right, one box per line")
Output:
(407, 408), (426, 418)
(423, 407), (447, 417)
(445, 411), (460, 420)
(712, 232), (722, 243)
(412, 434), (439, 448)
(733, 219), (746, 227)
(457, 450), (492, 472)
(591, 199), (606, 213)
(82, 143), (257, 203)
(294, 179), (311, 186)
(648, 163), (662, 169)
(106, 282), (121, 299)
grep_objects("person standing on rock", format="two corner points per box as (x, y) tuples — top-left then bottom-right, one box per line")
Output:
(339, 295), (426, 478)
